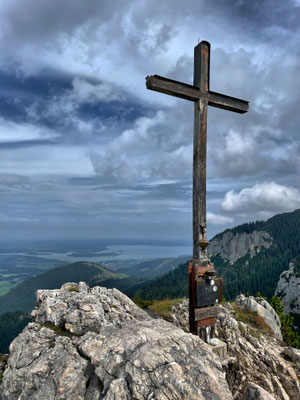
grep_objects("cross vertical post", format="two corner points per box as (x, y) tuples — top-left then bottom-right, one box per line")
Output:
(193, 41), (210, 262)
(145, 40), (249, 340)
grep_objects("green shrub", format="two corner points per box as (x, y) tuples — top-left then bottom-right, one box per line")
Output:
(270, 296), (300, 349)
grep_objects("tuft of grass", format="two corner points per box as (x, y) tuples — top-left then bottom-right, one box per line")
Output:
(41, 322), (80, 338)
(132, 296), (154, 309)
(67, 286), (79, 292)
(147, 298), (182, 317)
(248, 327), (261, 340)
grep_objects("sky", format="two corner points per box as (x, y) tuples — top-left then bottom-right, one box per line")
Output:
(0, 0), (300, 241)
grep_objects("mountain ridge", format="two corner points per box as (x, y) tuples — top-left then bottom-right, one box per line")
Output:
(133, 209), (300, 303)
(0, 261), (140, 316)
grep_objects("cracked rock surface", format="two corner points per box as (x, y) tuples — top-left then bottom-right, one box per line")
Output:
(275, 261), (300, 315)
(169, 298), (300, 399)
(0, 282), (232, 400)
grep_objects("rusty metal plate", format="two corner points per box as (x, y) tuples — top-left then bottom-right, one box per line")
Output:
(195, 277), (222, 308)
(197, 317), (216, 327)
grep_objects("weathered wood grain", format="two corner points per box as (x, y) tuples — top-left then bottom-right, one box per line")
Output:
(207, 91), (249, 113)
(194, 306), (219, 321)
(146, 75), (249, 114)
(146, 75), (199, 102)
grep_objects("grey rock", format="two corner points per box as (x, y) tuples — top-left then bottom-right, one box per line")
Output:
(1, 283), (232, 400)
(245, 382), (276, 400)
(78, 319), (232, 400)
(169, 297), (189, 332)
(160, 299), (300, 398)
(283, 346), (300, 368)
(208, 230), (273, 262)
(1, 324), (89, 400)
(235, 294), (282, 340)
(275, 261), (300, 314)
(31, 283), (151, 335)
(214, 303), (299, 399)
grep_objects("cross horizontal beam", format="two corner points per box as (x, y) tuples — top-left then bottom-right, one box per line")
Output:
(146, 74), (249, 114)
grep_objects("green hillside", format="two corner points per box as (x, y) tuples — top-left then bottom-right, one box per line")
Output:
(0, 311), (31, 354)
(133, 209), (300, 302)
(126, 262), (189, 300)
(214, 209), (300, 299)
(0, 261), (140, 315)
(114, 257), (189, 279)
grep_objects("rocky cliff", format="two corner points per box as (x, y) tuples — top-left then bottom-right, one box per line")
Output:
(208, 230), (273, 263)
(275, 260), (300, 315)
(1, 282), (300, 400)
(170, 295), (300, 399)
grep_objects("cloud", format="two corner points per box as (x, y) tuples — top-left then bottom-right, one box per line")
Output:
(211, 129), (265, 177)
(207, 212), (234, 225)
(89, 110), (193, 182)
(221, 182), (300, 214)
(0, 0), (300, 240)
(26, 77), (124, 135)
(0, 118), (58, 143)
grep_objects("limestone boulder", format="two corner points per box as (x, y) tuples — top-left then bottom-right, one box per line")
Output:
(235, 294), (282, 340)
(168, 299), (300, 399)
(31, 282), (151, 335)
(0, 282), (232, 400)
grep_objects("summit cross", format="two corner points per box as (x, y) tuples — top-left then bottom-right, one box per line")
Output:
(146, 41), (249, 335)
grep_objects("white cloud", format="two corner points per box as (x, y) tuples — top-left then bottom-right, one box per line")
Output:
(71, 77), (124, 103)
(207, 212), (234, 225)
(27, 77), (122, 124)
(0, 144), (93, 177)
(0, 119), (58, 143)
(222, 182), (300, 214)
(211, 129), (265, 177)
(89, 110), (193, 182)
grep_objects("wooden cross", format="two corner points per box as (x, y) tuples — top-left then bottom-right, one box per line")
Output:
(146, 41), (249, 335)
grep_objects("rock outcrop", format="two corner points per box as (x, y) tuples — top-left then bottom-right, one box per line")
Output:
(169, 296), (300, 399)
(275, 261), (300, 314)
(1, 283), (300, 399)
(208, 230), (273, 262)
(0, 282), (232, 400)
(235, 294), (282, 340)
